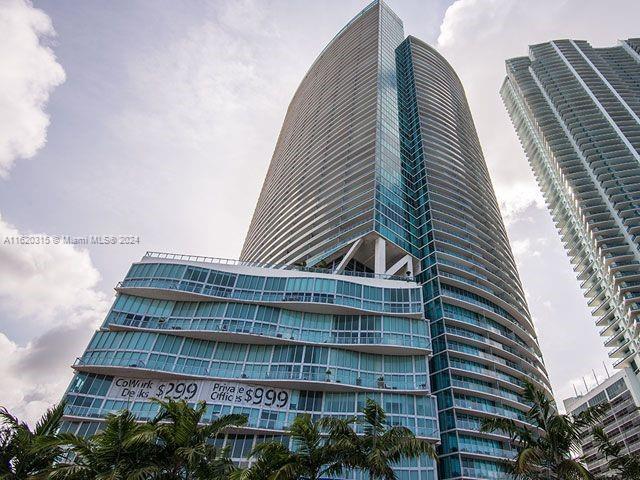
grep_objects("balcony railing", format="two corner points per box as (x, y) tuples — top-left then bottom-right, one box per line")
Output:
(110, 316), (431, 352)
(143, 251), (415, 282)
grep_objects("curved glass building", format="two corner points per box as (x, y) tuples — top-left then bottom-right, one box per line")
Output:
(240, 0), (419, 274)
(502, 39), (640, 373)
(239, 2), (551, 478)
(61, 2), (551, 479)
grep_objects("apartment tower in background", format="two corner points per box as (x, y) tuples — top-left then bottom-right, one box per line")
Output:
(242, 2), (552, 478)
(564, 368), (640, 475)
(502, 39), (640, 373)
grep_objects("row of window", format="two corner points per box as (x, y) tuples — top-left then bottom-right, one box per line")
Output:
(125, 263), (421, 305)
(81, 331), (430, 390)
(88, 331), (427, 371)
(106, 294), (430, 350)
(441, 432), (516, 459)
(65, 374), (439, 439)
(120, 274), (422, 315)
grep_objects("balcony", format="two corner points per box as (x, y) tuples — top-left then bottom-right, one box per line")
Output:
(108, 319), (431, 356)
(73, 357), (431, 394)
(116, 278), (423, 318)
(613, 348), (637, 368)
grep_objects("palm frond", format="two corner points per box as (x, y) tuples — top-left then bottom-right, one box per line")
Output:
(201, 413), (248, 438)
(33, 403), (65, 437)
(555, 458), (593, 479)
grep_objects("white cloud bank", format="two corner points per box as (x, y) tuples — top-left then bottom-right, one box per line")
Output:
(0, 0), (66, 177)
(111, 0), (300, 259)
(0, 215), (109, 425)
(0, 1), (107, 424)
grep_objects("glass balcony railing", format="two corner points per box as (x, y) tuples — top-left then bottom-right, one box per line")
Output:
(108, 315), (431, 351)
(144, 251), (415, 282)
(117, 278), (423, 316)
(74, 355), (430, 392)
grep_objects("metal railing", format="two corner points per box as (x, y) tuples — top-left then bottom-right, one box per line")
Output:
(111, 317), (431, 351)
(143, 251), (415, 282)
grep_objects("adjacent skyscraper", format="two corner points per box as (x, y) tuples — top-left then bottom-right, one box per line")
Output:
(243, 2), (551, 478)
(564, 368), (640, 476)
(61, 2), (552, 479)
(502, 39), (640, 373)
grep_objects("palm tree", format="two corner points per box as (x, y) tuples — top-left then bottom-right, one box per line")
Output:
(324, 399), (437, 480)
(480, 381), (608, 479)
(0, 403), (66, 479)
(235, 414), (347, 480)
(51, 409), (156, 480)
(592, 426), (640, 479)
(131, 398), (247, 480)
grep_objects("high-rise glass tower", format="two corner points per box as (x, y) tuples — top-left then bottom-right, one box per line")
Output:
(241, 0), (417, 274)
(502, 38), (640, 373)
(242, 2), (551, 479)
(60, 2), (551, 479)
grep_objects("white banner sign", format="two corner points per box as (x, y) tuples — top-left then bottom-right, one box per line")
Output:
(107, 377), (290, 409)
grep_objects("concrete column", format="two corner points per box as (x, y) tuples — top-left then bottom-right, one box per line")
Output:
(374, 236), (386, 274)
(333, 238), (363, 274)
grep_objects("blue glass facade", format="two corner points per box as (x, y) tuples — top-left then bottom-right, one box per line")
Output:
(373, 2), (420, 258)
(61, 254), (439, 479)
(395, 37), (551, 479)
(117, 262), (423, 315)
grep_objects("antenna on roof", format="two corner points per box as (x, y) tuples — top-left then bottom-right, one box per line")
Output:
(593, 369), (600, 386)
(573, 383), (579, 397)
(603, 362), (611, 379)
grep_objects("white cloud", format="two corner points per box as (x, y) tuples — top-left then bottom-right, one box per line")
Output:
(498, 182), (546, 227)
(0, 0), (65, 176)
(436, 0), (640, 220)
(510, 238), (530, 259)
(0, 324), (96, 425)
(0, 214), (109, 424)
(118, 0), (284, 152)
(0, 214), (108, 334)
(0, 1), (104, 424)
(110, 0), (301, 260)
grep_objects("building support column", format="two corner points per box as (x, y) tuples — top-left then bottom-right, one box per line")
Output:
(386, 254), (413, 277)
(333, 238), (363, 274)
(374, 236), (386, 274)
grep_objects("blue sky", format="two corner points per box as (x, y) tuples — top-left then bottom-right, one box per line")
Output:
(0, 0), (638, 422)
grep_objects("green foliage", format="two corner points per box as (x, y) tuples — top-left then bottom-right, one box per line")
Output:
(236, 399), (436, 480)
(129, 399), (247, 480)
(51, 399), (246, 480)
(592, 426), (640, 479)
(324, 399), (436, 480)
(481, 381), (608, 479)
(51, 409), (155, 480)
(233, 414), (347, 480)
(0, 403), (66, 479)
(0, 398), (432, 480)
